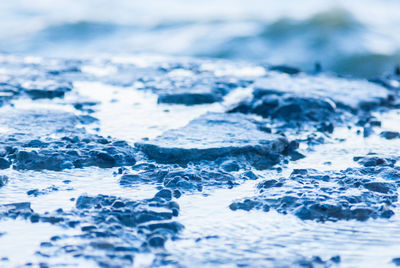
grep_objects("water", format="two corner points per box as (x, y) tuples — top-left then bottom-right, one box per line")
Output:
(1, 0), (400, 77)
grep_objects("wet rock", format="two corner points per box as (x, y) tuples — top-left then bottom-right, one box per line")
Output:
(242, 170), (258, 180)
(27, 186), (59, 197)
(158, 92), (222, 105)
(0, 175), (8, 187)
(393, 257), (400, 266)
(119, 174), (143, 185)
(23, 80), (72, 99)
(220, 160), (240, 172)
(0, 109), (136, 171)
(354, 156), (396, 167)
(258, 179), (280, 189)
(155, 189), (173, 201)
(136, 113), (290, 169)
(0, 194), (183, 267)
(268, 65), (301, 75)
(173, 190), (182, 198)
(0, 158), (10, 169)
(144, 68), (252, 105)
(364, 182), (395, 194)
(380, 131), (399, 140)
(295, 255), (341, 267)
(148, 235), (165, 247)
(0, 202), (33, 220)
(120, 162), (261, 192)
(229, 73), (392, 129)
(229, 199), (259, 211)
(230, 167), (399, 221)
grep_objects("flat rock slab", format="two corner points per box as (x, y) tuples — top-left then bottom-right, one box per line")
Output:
(230, 73), (393, 128)
(153, 73), (252, 105)
(135, 112), (290, 169)
(253, 73), (392, 109)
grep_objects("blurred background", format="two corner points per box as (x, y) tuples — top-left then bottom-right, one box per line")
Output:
(1, 0), (400, 77)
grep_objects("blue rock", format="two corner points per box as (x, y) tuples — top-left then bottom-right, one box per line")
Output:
(136, 113), (290, 169)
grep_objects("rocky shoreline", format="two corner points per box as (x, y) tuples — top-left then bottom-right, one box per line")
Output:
(0, 54), (400, 267)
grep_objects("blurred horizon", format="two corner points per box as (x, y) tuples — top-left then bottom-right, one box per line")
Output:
(1, 0), (400, 77)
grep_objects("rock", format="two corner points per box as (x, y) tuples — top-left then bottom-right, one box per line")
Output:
(229, 199), (259, 211)
(220, 160), (240, 172)
(155, 189), (173, 201)
(148, 235), (165, 247)
(158, 92), (222, 105)
(0, 202), (33, 220)
(27, 186), (59, 197)
(0, 109), (136, 171)
(230, 167), (399, 221)
(0, 158), (10, 169)
(119, 174), (142, 186)
(136, 113), (290, 169)
(173, 190), (182, 199)
(393, 258), (400, 266)
(364, 182), (395, 194)
(144, 68), (252, 105)
(268, 65), (301, 75)
(252, 74), (391, 111)
(242, 170), (257, 180)
(258, 179), (280, 189)
(0, 175), (8, 187)
(22, 80), (72, 100)
(0, 193), (183, 267)
(354, 156), (396, 167)
(229, 73), (392, 129)
(380, 131), (399, 140)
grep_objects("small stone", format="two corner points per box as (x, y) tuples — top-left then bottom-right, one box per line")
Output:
(155, 189), (172, 200)
(220, 160), (240, 172)
(393, 258), (400, 266)
(173, 190), (182, 198)
(148, 235), (165, 247)
(0, 158), (10, 169)
(380, 131), (399, 140)
(364, 182), (393, 194)
(0, 176), (8, 187)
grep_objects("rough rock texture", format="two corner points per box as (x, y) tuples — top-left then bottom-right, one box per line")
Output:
(155, 75), (251, 105)
(130, 61), (254, 105)
(0, 175), (8, 187)
(0, 109), (136, 171)
(135, 112), (291, 169)
(354, 155), (397, 167)
(0, 57), (80, 107)
(230, 73), (394, 130)
(0, 193), (183, 267)
(230, 166), (399, 221)
(119, 162), (253, 192)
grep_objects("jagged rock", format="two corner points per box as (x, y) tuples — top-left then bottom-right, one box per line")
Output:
(229, 73), (393, 129)
(230, 167), (399, 221)
(136, 112), (290, 169)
